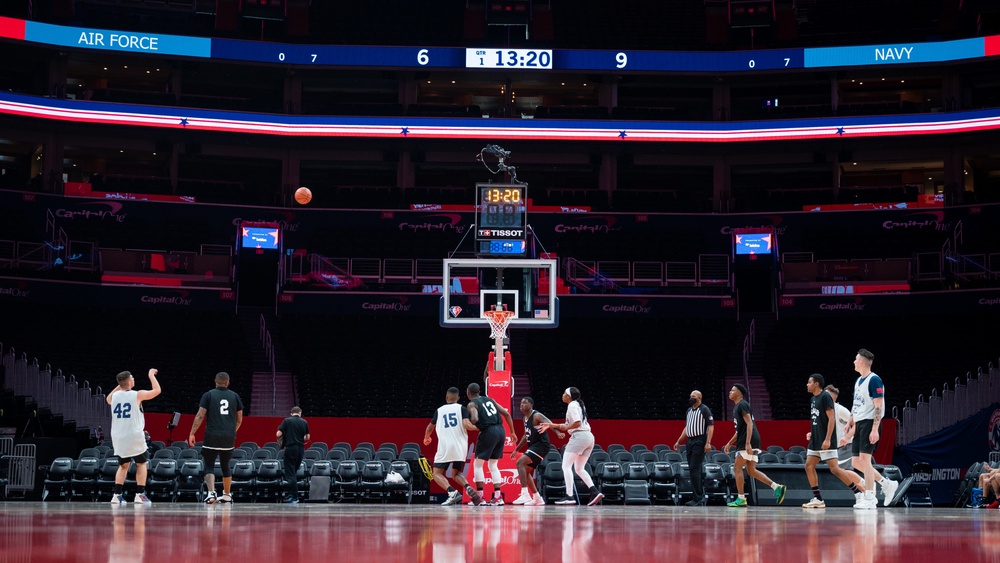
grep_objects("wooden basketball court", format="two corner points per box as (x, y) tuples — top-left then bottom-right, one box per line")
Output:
(1, 502), (996, 562)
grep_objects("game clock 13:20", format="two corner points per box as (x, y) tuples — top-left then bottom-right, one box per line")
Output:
(478, 186), (525, 230)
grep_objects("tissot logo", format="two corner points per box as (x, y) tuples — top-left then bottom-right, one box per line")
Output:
(478, 229), (524, 237)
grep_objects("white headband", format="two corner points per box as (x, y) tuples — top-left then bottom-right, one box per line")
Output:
(565, 387), (572, 396)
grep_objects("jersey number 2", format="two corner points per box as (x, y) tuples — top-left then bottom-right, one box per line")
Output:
(219, 399), (230, 415)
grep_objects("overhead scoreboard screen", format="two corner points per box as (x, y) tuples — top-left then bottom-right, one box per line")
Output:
(476, 183), (527, 256)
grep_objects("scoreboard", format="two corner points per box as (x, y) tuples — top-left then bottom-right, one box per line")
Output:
(476, 183), (527, 256)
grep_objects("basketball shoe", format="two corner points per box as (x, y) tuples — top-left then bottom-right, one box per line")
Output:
(110, 493), (128, 505)
(881, 478), (898, 507)
(512, 491), (532, 505)
(442, 490), (463, 506)
(526, 494), (546, 506)
(134, 493), (152, 505)
(801, 498), (826, 508)
(205, 491), (218, 504)
(774, 484), (787, 504)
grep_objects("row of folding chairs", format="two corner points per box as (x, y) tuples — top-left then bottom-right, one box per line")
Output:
(45, 456), (418, 503)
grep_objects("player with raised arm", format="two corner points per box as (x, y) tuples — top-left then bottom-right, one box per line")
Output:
(510, 397), (563, 506)
(106, 368), (161, 505)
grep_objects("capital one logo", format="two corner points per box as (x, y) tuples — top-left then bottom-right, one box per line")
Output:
(484, 468), (521, 486)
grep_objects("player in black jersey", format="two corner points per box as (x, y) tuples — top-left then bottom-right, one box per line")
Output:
(802, 373), (863, 508)
(509, 397), (563, 506)
(467, 383), (517, 505)
(188, 372), (244, 504)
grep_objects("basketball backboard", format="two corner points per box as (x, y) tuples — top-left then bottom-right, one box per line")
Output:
(439, 258), (559, 327)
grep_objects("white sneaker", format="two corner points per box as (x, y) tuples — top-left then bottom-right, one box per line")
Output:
(512, 491), (532, 505)
(205, 491), (218, 504)
(527, 494), (545, 506)
(881, 479), (898, 507)
(134, 493), (152, 505)
(854, 493), (869, 509)
(441, 490), (463, 506)
(855, 492), (877, 510)
(110, 494), (128, 505)
(802, 498), (826, 508)
(218, 493), (233, 504)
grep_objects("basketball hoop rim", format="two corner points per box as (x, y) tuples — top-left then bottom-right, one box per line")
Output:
(484, 309), (516, 339)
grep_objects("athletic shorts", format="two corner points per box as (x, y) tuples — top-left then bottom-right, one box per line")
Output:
(523, 443), (550, 468)
(201, 448), (234, 477)
(475, 424), (506, 460)
(736, 449), (759, 463)
(837, 446), (854, 470)
(433, 461), (465, 472)
(806, 449), (839, 462)
(564, 430), (595, 457)
(117, 450), (148, 465)
(851, 419), (879, 456)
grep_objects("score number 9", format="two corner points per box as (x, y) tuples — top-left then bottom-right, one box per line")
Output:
(616, 52), (628, 69)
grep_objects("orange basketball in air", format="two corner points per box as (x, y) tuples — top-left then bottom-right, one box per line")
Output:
(294, 187), (312, 205)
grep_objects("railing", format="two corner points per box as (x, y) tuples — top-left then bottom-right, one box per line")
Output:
(259, 314), (277, 415)
(898, 359), (1000, 445)
(0, 343), (106, 436)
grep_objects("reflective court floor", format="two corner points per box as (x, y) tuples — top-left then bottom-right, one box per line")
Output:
(1, 502), (998, 562)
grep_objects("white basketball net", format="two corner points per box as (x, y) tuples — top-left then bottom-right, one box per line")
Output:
(485, 310), (516, 340)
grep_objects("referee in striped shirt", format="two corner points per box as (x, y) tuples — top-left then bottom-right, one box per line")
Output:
(673, 390), (715, 506)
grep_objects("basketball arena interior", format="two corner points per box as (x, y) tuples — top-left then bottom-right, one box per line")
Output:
(2, 1), (1000, 561)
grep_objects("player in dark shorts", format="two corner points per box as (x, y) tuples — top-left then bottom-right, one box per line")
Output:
(723, 384), (786, 507)
(509, 397), (563, 506)
(188, 371), (244, 504)
(466, 382), (517, 505)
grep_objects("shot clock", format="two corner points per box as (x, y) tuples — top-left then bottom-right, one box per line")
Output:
(475, 183), (527, 256)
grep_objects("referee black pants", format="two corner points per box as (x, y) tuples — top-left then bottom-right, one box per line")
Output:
(686, 436), (706, 501)
(283, 445), (304, 497)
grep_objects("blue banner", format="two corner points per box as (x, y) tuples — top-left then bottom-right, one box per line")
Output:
(893, 403), (1000, 504)
(24, 21), (211, 58)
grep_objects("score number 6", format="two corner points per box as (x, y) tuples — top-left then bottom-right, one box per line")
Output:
(418, 49), (429, 65)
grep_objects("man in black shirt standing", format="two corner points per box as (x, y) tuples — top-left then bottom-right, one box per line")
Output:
(188, 372), (244, 504)
(467, 382), (518, 505)
(277, 406), (311, 504)
(673, 389), (715, 506)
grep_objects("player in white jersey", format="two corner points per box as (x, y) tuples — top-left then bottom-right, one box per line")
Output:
(423, 387), (484, 506)
(105, 368), (161, 505)
(840, 348), (897, 509)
